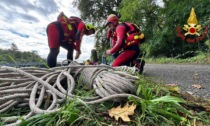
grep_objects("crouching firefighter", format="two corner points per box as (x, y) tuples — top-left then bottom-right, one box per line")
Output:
(105, 14), (145, 73)
(46, 12), (95, 68)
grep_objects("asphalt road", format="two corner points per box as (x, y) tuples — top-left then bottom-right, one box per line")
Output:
(143, 64), (210, 99)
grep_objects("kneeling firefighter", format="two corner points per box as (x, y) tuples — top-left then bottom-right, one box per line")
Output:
(105, 14), (145, 73)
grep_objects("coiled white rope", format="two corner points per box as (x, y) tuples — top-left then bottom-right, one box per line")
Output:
(0, 61), (140, 125)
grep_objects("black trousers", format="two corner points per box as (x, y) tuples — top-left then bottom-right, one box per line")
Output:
(47, 42), (74, 68)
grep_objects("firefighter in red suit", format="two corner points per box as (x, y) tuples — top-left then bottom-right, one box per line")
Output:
(105, 14), (145, 68)
(46, 12), (95, 68)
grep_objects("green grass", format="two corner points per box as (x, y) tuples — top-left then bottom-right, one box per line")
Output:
(1, 75), (206, 126)
(145, 52), (210, 64)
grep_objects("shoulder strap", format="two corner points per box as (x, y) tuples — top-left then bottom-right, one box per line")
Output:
(125, 22), (140, 32)
(119, 22), (130, 32)
(131, 23), (140, 32)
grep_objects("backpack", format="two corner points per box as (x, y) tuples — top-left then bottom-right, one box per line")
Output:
(120, 22), (140, 35)
(123, 22), (145, 43)
(69, 16), (82, 22)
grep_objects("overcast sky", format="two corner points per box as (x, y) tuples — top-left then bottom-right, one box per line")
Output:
(0, 0), (95, 62)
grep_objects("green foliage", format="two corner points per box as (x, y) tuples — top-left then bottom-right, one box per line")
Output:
(72, 0), (122, 23)
(0, 48), (44, 65)
(130, 76), (210, 126)
(146, 52), (210, 64)
(205, 39), (210, 50)
(74, 0), (210, 60)
(92, 26), (111, 62)
(20, 100), (80, 126)
(72, 0), (122, 62)
(10, 43), (18, 51)
(118, 0), (210, 58)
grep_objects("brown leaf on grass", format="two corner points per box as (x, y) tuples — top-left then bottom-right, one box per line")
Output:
(108, 102), (136, 122)
(192, 84), (205, 89)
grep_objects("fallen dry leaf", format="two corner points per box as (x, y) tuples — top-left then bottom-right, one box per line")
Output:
(192, 84), (205, 89)
(108, 102), (136, 122)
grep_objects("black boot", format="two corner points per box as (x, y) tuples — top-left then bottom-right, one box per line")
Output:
(132, 59), (145, 74)
(139, 59), (145, 74)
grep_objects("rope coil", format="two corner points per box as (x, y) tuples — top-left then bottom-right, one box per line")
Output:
(0, 61), (140, 125)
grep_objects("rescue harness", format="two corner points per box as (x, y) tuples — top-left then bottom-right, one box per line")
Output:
(60, 16), (82, 37)
(50, 16), (82, 42)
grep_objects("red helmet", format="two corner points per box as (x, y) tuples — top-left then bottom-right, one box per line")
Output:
(105, 14), (119, 26)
